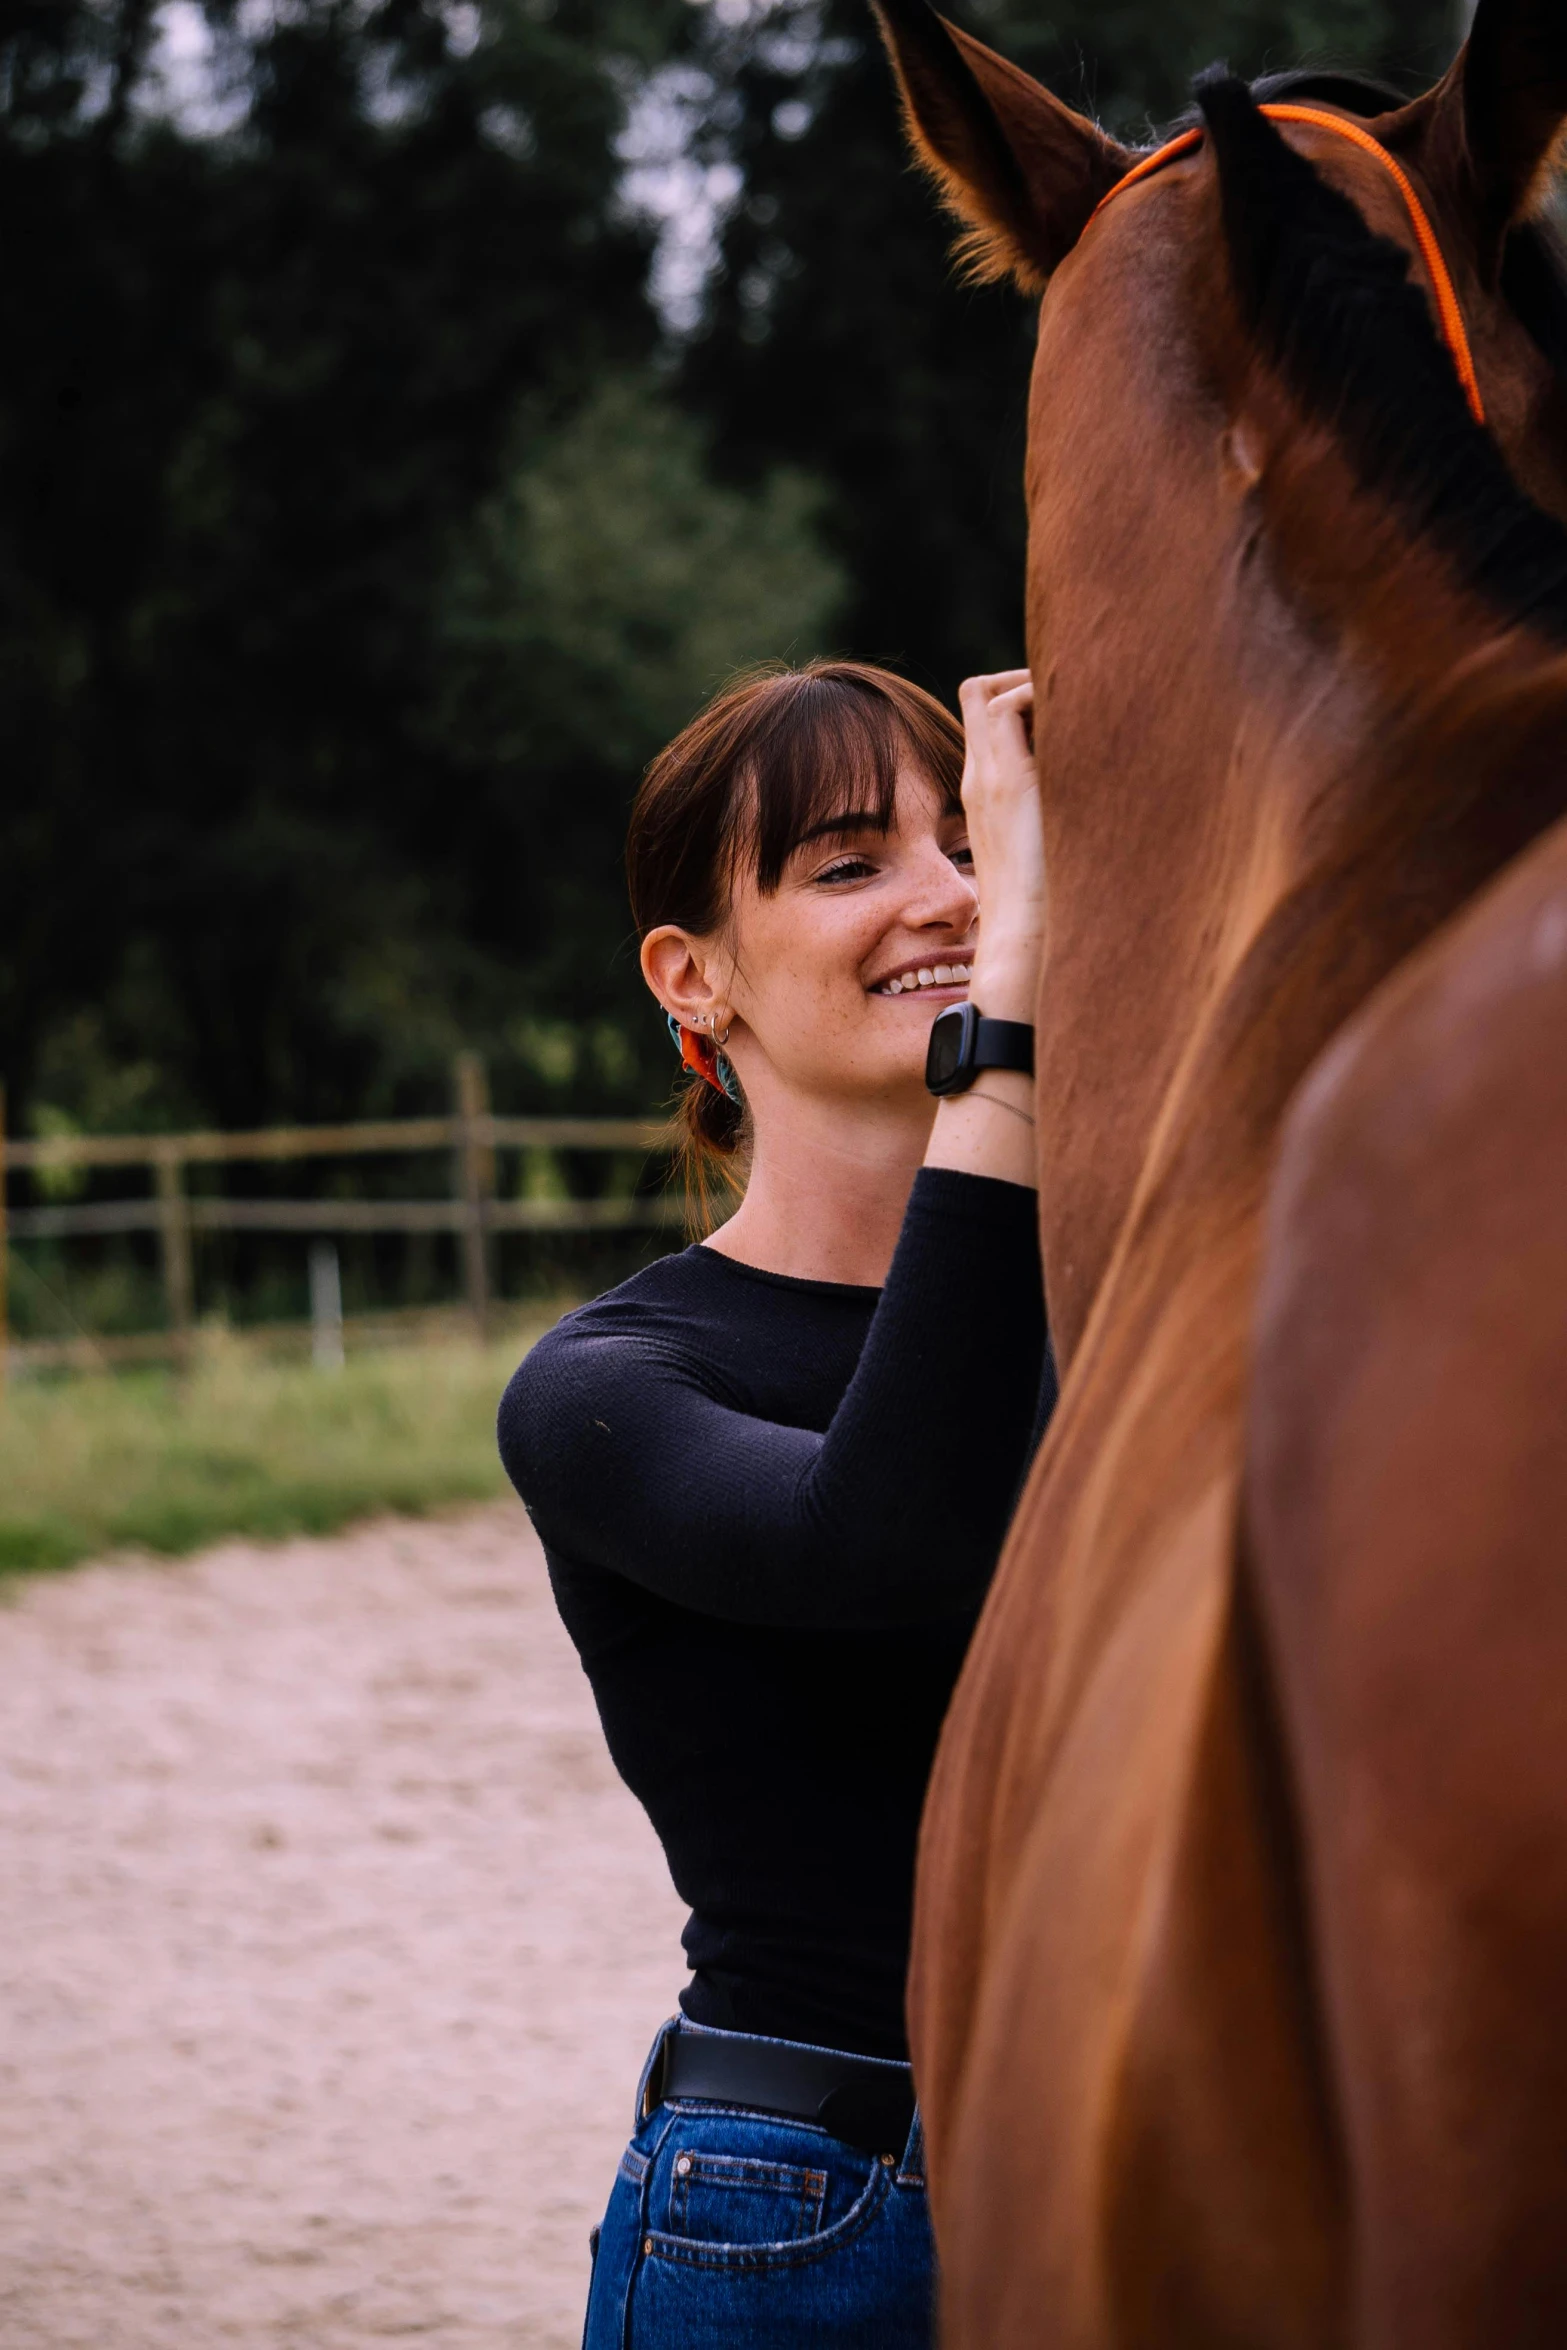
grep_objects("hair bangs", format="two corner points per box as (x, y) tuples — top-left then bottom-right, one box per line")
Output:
(628, 660), (967, 941)
(724, 668), (966, 896)
(741, 675), (902, 893)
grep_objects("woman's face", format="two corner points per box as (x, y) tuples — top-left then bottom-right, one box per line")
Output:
(712, 765), (978, 1109)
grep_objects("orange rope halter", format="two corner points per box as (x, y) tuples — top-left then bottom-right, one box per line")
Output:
(1087, 103), (1485, 426)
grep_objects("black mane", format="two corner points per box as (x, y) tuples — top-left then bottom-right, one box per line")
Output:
(1160, 66), (1407, 143)
(1502, 215), (1567, 378)
(1195, 70), (1567, 644)
(1161, 68), (1567, 386)
(1248, 68), (1405, 116)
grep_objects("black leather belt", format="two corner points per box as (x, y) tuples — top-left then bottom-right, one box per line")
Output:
(648, 2027), (916, 2161)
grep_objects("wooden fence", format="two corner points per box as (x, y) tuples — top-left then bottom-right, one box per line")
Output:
(0, 1055), (679, 1374)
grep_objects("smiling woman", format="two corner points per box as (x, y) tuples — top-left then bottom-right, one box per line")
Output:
(497, 658), (1054, 2349)
(627, 659), (1044, 1255)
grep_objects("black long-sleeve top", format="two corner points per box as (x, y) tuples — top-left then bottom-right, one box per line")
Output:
(497, 1167), (1052, 2060)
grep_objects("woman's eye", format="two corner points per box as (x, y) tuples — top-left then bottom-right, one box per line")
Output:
(949, 844), (975, 870)
(815, 856), (877, 885)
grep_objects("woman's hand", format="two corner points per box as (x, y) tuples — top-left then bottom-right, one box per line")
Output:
(923, 668), (1044, 1191)
(957, 669), (1044, 1027)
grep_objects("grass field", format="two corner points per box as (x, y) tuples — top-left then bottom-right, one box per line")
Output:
(0, 1320), (560, 1577)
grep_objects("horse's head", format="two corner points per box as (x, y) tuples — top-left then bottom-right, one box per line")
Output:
(876, 0), (1567, 1360)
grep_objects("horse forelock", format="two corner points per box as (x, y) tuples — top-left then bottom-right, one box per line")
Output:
(1167, 64), (1410, 135)
(1194, 71), (1567, 645)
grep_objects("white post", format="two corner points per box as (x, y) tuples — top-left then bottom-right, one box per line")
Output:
(309, 1239), (345, 1371)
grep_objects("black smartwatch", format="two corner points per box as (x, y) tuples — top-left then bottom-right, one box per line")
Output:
(925, 1002), (1034, 1097)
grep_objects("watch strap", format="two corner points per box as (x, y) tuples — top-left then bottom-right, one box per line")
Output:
(971, 1015), (1034, 1078)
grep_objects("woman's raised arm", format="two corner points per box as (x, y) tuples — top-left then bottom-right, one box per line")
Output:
(925, 668), (1044, 1191)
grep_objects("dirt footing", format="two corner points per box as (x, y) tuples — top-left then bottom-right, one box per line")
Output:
(0, 1503), (683, 2348)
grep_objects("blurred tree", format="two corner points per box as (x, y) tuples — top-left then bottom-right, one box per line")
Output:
(0, 0), (838, 1132)
(435, 376), (842, 1032)
(675, 0), (1461, 697)
(0, 0), (1467, 1150)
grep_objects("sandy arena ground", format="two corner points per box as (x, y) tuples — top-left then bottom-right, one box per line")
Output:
(0, 1503), (686, 2349)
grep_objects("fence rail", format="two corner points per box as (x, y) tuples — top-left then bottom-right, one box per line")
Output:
(3, 1113), (665, 1170)
(7, 1196), (680, 1239)
(0, 1055), (680, 1376)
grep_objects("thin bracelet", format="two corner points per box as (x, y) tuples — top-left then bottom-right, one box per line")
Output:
(966, 1087), (1035, 1128)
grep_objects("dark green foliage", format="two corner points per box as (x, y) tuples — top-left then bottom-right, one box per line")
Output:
(5, 0), (644, 1120)
(435, 375), (842, 1018)
(2, 0), (817, 1133)
(1, 0), (1460, 1162)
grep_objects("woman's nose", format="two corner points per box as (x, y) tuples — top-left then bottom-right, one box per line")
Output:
(904, 844), (978, 933)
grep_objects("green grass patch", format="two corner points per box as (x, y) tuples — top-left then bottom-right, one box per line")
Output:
(0, 1321), (560, 1577)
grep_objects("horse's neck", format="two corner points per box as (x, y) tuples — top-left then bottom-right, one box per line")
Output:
(1041, 595), (1567, 1388)
(1033, 451), (1567, 1374)
(1031, 547), (1371, 1364)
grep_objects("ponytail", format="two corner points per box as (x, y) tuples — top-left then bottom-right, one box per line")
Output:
(671, 1071), (748, 1236)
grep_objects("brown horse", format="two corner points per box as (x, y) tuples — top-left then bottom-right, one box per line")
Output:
(871, 3), (1567, 2342)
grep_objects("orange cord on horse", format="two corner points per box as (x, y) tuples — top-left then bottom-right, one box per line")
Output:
(1088, 103), (1486, 427)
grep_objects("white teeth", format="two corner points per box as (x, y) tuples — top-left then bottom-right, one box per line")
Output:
(878, 962), (972, 994)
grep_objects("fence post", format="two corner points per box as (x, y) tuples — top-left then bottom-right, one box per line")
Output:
(154, 1143), (195, 1357)
(309, 1238), (345, 1371)
(0, 1083), (8, 1399)
(453, 1052), (494, 1341)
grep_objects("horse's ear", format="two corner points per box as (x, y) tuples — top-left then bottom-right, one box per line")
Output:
(1463, 0), (1567, 251)
(871, 1), (1133, 291)
(1384, 0), (1567, 279)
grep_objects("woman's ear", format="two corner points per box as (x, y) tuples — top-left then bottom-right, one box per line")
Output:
(641, 927), (724, 1031)
(872, 0), (1133, 291)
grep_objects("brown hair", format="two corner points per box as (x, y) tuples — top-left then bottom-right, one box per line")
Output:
(627, 659), (966, 1225)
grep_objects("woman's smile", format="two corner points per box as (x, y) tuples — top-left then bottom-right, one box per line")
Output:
(868, 955), (974, 999)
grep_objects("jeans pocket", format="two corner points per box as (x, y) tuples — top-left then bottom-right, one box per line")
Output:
(666, 2150), (828, 2246)
(647, 2122), (896, 2277)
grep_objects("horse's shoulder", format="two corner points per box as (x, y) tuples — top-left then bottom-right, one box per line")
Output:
(1247, 809), (1567, 1536)
(1236, 819), (1567, 2312)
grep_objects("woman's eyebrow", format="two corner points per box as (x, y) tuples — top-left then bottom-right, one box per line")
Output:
(791, 808), (885, 850)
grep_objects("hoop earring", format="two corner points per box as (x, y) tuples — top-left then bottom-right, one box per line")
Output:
(712, 1013), (732, 1048)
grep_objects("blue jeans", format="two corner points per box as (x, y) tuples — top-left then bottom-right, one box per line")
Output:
(582, 2018), (935, 2349)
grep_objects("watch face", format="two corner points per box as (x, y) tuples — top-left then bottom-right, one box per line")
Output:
(925, 1003), (974, 1095)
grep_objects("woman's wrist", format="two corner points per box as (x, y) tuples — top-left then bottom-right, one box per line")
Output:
(968, 943), (1042, 1026)
(924, 1068), (1038, 1187)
